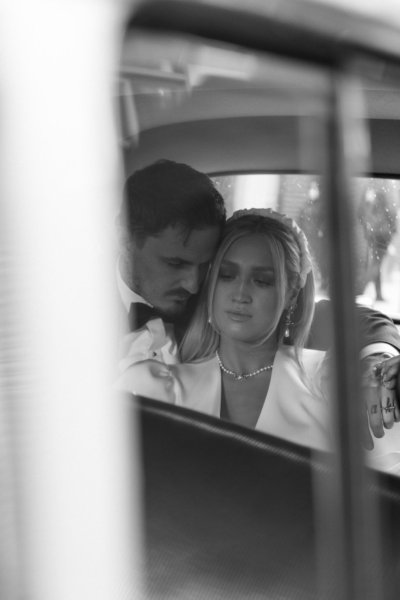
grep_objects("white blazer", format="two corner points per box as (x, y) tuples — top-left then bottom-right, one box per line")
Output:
(116, 345), (400, 475)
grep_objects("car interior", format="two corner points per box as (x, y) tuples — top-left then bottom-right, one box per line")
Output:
(118, 1), (400, 598)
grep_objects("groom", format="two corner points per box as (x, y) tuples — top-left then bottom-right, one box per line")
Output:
(117, 159), (400, 446)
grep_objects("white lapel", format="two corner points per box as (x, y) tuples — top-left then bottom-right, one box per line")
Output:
(172, 356), (221, 417)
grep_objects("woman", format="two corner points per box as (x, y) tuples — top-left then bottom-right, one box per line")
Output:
(178, 208), (331, 445)
(116, 208), (400, 470)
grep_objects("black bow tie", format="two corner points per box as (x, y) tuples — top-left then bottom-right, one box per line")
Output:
(129, 303), (161, 331)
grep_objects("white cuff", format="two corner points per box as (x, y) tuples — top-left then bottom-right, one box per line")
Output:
(360, 343), (399, 360)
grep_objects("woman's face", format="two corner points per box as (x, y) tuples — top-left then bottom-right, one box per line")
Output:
(213, 234), (283, 345)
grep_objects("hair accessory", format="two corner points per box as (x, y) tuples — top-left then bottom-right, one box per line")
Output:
(216, 351), (274, 381)
(228, 208), (313, 287)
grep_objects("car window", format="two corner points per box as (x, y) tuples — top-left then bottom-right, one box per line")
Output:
(120, 12), (400, 599)
(213, 173), (400, 319)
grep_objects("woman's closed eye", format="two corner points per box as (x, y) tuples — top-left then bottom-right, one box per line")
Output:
(254, 276), (274, 287)
(166, 259), (185, 268)
(254, 278), (268, 286)
(218, 268), (235, 281)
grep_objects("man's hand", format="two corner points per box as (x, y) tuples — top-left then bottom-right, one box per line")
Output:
(361, 354), (400, 450)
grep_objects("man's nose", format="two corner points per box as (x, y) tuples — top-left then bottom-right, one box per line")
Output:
(181, 266), (201, 295)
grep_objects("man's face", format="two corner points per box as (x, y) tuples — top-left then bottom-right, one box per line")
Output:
(128, 225), (220, 320)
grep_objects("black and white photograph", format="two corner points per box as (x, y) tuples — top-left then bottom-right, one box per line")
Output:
(2, 1), (400, 599)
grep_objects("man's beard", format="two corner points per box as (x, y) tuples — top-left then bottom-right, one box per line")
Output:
(156, 289), (196, 322)
(159, 301), (189, 323)
(130, 269), (197, 331)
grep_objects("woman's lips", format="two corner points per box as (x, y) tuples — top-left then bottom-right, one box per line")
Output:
(226, 310), (251, 322)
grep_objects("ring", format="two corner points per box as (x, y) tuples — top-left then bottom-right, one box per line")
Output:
(383, 403), (395, 413)
(373, 363), (383, 378)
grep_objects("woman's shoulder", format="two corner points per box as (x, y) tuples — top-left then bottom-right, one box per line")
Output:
(277, 345), (325, 366)
(276, 346), (327, 392)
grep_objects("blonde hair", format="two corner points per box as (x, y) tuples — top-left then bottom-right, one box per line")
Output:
(180, 212), (315, 363)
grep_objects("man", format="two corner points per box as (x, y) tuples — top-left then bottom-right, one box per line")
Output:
(117, 159), (225, 367)
(117, 159), (400, 446)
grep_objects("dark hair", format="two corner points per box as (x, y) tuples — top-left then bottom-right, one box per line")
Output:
(121, 159), (226, 240)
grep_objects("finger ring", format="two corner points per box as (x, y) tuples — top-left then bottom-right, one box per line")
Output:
(373, 363), (383, 377)
(383, 403), (395, 413)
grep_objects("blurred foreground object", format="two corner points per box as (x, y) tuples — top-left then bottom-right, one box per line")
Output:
(0, 1), (141, 599)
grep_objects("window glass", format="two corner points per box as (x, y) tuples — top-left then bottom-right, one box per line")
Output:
(213, 174), (400, 318)
(119, 26), (400, 598)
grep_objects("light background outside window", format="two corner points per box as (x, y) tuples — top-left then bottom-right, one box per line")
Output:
(213, 174), (400, 318)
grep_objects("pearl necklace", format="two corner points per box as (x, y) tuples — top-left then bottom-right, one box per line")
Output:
(216, 351), (274, 382)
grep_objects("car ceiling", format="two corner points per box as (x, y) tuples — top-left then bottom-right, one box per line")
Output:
(119, 24), (400, 176)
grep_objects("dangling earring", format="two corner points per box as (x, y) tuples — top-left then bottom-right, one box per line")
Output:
(284, 305), (296, 338)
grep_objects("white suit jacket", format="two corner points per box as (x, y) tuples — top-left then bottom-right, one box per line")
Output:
(116, 345), (400, 475)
